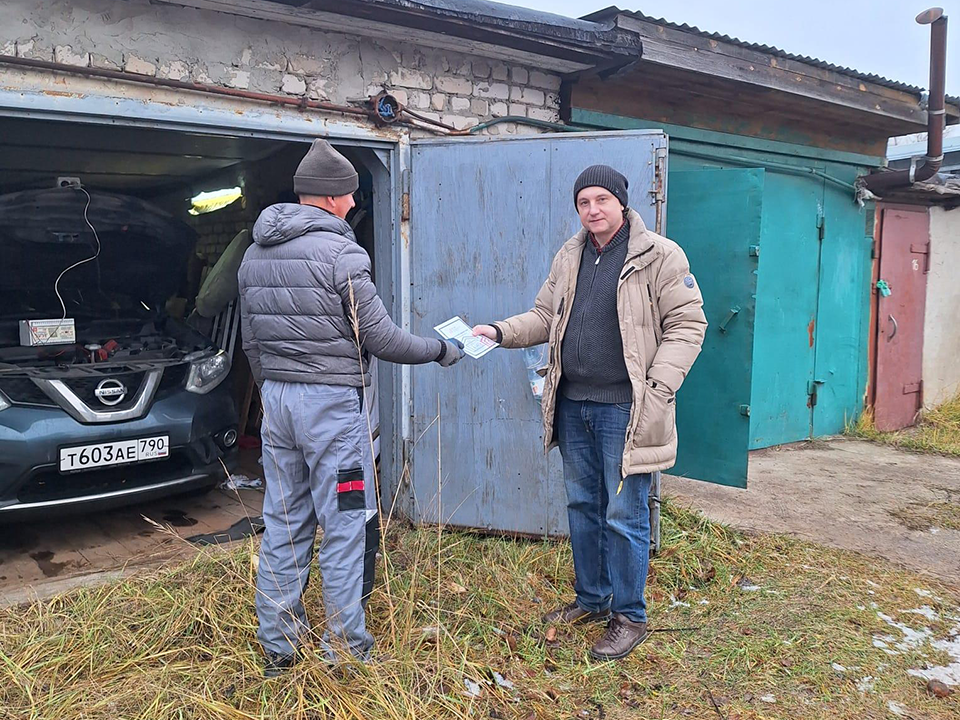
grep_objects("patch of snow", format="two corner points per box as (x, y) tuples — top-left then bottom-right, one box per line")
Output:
(866, 580), (881, 589)
(698, 599), (710, 605)
(739, 583), (761, 592)
(832, 663), (847, 673)
(856, 676), (875, 693)
(907, 621), (960, 687)
(492, 671), (514, 690)
(669, 595), (691, 609)
(869, 602), (880, 610)
(914, 588), (933, 598)
(904, 606), (939, 621)
(930, 527), (941, 534)
(873, 635), (900, 656)
(856, 605), (867, 611)
(867, 590), (876, 595)
(876, 612), (933, 652)
(759, 694), (776, 703)
(888, 701), (908, 716)
(463, 678), (482, 697)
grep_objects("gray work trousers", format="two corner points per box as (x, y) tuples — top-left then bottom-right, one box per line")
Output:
(256, 380), (377, 661)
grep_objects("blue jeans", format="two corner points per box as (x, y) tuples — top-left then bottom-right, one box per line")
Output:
(556, 396), (653, 624)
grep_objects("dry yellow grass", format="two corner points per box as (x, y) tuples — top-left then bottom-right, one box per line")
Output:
(1, 502), (958, 719)
(849, 394), (960, 457)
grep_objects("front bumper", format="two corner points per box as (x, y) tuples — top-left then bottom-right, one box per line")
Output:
(0, 384), (238, 519)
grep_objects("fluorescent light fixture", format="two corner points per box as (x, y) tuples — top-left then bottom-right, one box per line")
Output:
(188, 186), (242, 216)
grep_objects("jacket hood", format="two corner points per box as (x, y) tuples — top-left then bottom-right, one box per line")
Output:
(253, 203), (352, 246)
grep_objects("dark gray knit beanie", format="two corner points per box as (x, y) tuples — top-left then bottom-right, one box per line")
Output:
(293, 139), (359, 197)
(573, 164), (628, 209)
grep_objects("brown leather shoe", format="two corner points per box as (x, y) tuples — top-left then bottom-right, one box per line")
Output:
(542, 601), (611, 625)
(588, 614), (649, 660)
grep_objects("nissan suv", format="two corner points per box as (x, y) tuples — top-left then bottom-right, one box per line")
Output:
(0, 187), (239, 518)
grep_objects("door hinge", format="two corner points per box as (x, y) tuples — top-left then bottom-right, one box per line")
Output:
(739, 404), (751, 417)
(816, 214), (825, 242)
(748, 245), (761, 257)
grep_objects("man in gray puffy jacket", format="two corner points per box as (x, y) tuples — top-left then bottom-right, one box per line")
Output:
(238, 139), (463, 675)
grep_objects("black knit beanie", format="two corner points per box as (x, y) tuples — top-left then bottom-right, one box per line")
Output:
(573, 164), (628, 209)
(294, 139), (359, 197)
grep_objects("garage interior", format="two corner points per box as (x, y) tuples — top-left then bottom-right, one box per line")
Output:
(0, 115), (390, 596)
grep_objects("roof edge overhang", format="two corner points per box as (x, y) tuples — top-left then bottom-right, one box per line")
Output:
(150, 0), (642, 73)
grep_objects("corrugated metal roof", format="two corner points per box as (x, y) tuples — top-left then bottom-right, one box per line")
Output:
(582, 5), (960, 106)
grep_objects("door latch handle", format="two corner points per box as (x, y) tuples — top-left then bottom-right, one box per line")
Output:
(718, 306), (741, 333)
(887, 314), (898, 340)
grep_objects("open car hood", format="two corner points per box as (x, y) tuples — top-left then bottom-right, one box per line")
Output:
(0, 188), (197, 317)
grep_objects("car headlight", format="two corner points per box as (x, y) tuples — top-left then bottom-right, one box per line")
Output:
(0, 391), (9, 412)
(186, 350), (231, 394)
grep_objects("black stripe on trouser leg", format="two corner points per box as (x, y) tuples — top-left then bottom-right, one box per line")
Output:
(361, 514), (380, 610)
(337, 468), (365, 511)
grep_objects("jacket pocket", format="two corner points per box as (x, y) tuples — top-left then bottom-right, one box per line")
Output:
(636, 381), (676, 448)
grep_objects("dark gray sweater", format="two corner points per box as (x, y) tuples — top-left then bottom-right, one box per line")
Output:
(560, 220), (633, 404)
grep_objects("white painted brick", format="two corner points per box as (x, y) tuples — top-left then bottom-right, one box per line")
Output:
(16, 39), (52, 61)
(528, 107), (559, 122)
(442, 115), (478, 131)
(475, 82), (509, 100)
(281, 74), (306, 95)
(490, 101), (508, 118)
(418, 111), (442, 123)
(472, 61), (491, 79)
(510, 86), (522, 102)
(511, 67), (528, 84)
(389, 88), (409, 106)
(545, 93), (560, 108)
(54, 45), (89, 67)
(160, 60), (191, 81)
(509, 103), (527, 117)
(431, 93), (446, 111)
(470, 98), (489, 116)
(124, 55), (157, 76)
(486, 124), (501, 135)
(226, 68), (251, 89)
(436, 75), (472, 94)
(529, 71), (561, 90)
(389, 67), (433, 90)
(1, 41), (15, 57)
(90, 53), (120, 70)
(308, 77), (331, 100)
(491, 64), (509, 81)
(521, 88), (545, 105)
(288, 54), (324, 75)
(452, 59), (472, 76)
(412, 91), (431, 109)
(450, 96), (471, 112)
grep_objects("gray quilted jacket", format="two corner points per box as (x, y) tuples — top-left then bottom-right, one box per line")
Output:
(238, 203), (442, 386)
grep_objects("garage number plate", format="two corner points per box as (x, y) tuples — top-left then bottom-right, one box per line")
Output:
(59, 436), (170, 473)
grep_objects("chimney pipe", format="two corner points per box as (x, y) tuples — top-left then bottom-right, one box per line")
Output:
(863, 8), (948, 194)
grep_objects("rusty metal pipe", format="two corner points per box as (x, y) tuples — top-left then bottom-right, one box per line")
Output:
(863, 8), (948, 193)
(0, 54), (370, 117)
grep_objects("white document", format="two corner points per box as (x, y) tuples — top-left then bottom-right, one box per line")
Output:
(434, 316), (499, 359)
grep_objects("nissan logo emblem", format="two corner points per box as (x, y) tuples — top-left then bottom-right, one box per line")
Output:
(94, 379), (127, 406)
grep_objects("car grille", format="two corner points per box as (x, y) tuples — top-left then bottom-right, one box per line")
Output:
(157, 363), (188, 397)
(17, 452), (196, 504)
(61, 370), (148, 412)
(0, 377), (56, 407)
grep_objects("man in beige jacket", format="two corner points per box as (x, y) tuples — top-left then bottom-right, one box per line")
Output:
(474, 165), (706, 660)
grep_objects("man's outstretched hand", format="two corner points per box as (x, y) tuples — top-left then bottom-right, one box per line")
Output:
(472, 325), (498, 341)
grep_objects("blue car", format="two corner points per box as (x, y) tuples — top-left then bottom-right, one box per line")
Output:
(0, 188), (239, 518)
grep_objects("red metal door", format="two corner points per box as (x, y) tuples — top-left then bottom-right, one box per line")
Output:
(874, 205), (929, 431)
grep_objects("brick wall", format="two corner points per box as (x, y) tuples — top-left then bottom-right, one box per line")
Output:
(0, 0), (563, 133)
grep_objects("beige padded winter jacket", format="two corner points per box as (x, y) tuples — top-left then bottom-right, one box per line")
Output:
(494, 208), (707, 476)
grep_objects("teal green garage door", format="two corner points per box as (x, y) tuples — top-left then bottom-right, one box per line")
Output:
(667, 168), (764, 488)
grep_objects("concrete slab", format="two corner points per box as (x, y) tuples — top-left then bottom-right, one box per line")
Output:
(665, 438), (960, 586)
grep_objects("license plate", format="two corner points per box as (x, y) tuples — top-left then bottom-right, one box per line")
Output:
(59, 436), (170, 473)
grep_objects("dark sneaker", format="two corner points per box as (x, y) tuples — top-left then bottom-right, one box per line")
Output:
(542, 601), (611, 625)
(263, 651), (297, 678)
(588, 614), (649, 660)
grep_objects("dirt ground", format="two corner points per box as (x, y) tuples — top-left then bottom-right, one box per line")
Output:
(665, 437), (960, 586)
